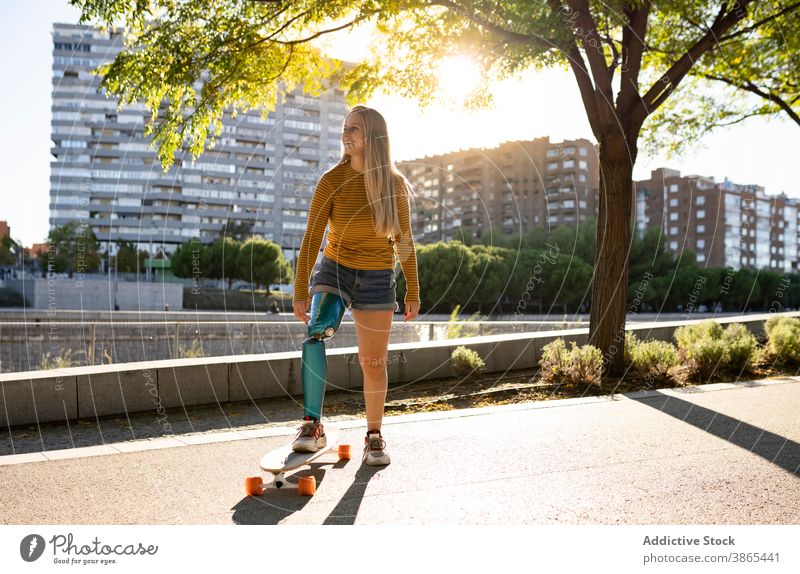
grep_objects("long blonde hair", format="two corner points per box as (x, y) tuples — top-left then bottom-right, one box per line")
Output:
(335, 105), (415, 239)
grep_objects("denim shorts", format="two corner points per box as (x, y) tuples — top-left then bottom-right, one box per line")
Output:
(310, 255), (399, 311)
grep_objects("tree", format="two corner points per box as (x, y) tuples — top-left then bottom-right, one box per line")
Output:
(470, 244), (512, 313)
(235, 237), (293, 291)
(208, 237), (242, 288)
(416, 241), (478, 312)
(72, 0), (800, 375)
(0, 235), (19, 266)
(170, 238), (205, 278)
(115, 240), (148, 273)
(47, 222), (101, 277)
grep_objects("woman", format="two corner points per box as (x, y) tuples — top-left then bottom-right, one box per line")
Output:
(292, 104), (421, 466)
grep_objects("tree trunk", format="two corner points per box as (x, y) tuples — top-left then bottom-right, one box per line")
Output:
(589, 133), (636, 377)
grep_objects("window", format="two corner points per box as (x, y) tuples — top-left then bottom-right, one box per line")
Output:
(697, 210), (706, 219)
(696, 253), (705, 262)
(578, 160), (587, 170)
(697, 225), (705, 233)
(669, 241), (678, 249)
(563, 159), (575, 169)
(670, 212), (679, 221)
(670, 184), (679, 192)
(696, 239), (705, 249)
(696, 196), (705, 206)
(669, 226), (678, 235)
(669, 198), (679, 207)
(579, 147), (588, 156)
(547, 162), (558, 170)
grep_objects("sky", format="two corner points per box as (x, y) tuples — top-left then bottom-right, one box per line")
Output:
(0, 1), (797, 247)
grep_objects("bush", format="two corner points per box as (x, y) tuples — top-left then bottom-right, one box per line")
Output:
(764, 316), (800, 364)
(450, 345), (485, 377)
(539, 339), (602, 387)
(630, 339), (680, 384)
(674, 320), (758, 379)
(722, 323), (758, 370)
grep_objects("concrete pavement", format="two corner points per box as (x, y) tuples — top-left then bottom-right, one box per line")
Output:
(1, 377), (799, 525)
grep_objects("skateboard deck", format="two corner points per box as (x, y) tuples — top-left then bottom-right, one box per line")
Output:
(245, 424), (351, 496)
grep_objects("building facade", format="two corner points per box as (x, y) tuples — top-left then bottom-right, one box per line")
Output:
(50, 23), (349, 265)
(635, 168), (799, 272)
(396, 137), (599, 243)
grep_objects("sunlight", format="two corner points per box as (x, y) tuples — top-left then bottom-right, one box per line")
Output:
(436, 55), (482, 102)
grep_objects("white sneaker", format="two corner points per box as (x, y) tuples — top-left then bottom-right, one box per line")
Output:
(363, 430), (391, 466)
(292, 418), (326, 452)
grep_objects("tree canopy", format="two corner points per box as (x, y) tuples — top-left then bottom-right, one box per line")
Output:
(72, 0), (800, 374)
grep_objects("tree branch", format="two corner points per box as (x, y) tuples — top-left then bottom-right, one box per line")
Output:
(634, 0), (756, 124)
(718, 0), (800, 41)
(430, 0), (557, 49)
(617, 2), (650, 117)
(565, 0), (614, 100)
(701, 72), (800, 125)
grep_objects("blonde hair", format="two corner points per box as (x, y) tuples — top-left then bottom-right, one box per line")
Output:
(334, 104), (415, 239)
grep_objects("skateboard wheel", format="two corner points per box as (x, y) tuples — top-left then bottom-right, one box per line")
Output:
(338, 444), (351, 461)
(298, 476), (316, 496)
(245, 476), (263, 496)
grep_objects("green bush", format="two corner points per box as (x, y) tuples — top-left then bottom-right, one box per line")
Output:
(674, 320), (758, 378)
(722, 323), (758, 370)
(624, 331), (638, 368)
(631, 339), (680, 383)
(539, 339), (602, 387)
(764, 316), (800, 364)
(450, 345), (486, 377)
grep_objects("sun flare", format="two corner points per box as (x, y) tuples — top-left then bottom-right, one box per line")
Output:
(437, 55), (482, 101)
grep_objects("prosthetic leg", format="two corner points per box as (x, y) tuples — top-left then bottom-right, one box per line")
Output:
(301, 291), (347, 420)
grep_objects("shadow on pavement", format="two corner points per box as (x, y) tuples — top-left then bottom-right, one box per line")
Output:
(322, 464), (383, 525)
(230, 465), (331, 525)
(632, 391), (800, 476)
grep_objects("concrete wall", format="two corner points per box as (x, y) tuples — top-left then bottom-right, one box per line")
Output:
(6, 278), (182, 311)
(1, 311), (797, 428)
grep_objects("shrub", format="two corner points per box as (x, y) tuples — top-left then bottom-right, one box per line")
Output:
(674, 320), (759, 378)
(539, 339), (570, 384)
(445, 304), (483, 339)
(539, 339), (602, 387)
(569, 344), (603, 387)
(722, 323), (758, 370)
(630, 339), (680, 383)
(764, 317), (800, 364)
(624, 331), (638, 368)
(450, 345), (485, 377)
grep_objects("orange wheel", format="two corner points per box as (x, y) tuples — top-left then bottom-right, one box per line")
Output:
(338, 444), (351, 461)
(298, 476), (317, 496)
(245, 476), (264, 496)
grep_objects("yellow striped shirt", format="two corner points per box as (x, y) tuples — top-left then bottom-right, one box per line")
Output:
(293, 161), (420, 304)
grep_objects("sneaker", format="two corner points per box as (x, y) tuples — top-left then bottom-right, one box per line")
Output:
(292, 417), (326, 452)
(363, 430), (391, 466)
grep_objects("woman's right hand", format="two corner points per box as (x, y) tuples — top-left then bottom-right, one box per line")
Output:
(293, 300), (310, 324)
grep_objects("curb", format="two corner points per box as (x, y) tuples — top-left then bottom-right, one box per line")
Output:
(1, 376), (797, 467)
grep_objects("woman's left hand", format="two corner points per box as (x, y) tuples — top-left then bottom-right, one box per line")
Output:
(404, 302), (420, 321)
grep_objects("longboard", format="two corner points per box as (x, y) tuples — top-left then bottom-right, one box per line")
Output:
(244, 424), (351, 496)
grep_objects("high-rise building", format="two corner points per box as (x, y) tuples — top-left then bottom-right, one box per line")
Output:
(396, 137), (599, 242)
(50, 23), (349, 265)
(635, 168), (799, 272)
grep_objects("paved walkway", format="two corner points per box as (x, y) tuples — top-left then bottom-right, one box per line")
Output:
(1, 378), (799, 525)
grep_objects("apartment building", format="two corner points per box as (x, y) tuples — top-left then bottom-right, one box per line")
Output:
(635, 168), (799, 272)
(50, 23), (349, 265)
(396, 137), (599, 242)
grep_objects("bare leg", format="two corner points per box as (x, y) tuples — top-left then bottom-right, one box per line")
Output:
(352, 309), (394, 432)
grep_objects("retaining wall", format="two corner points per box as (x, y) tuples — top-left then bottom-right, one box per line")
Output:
(1, 312), (797, 428)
